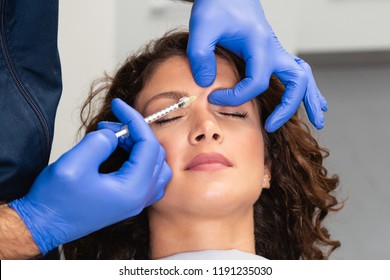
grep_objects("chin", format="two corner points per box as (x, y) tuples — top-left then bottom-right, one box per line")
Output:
(159, 188), (255, 217)
(152, 174), (262, 216)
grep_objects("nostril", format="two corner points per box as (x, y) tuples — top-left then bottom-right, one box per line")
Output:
(212, 134), (220, 140)
(195, 134), (205, 141)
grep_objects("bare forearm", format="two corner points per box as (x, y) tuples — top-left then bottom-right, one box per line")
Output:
(0, 204), (40, 259)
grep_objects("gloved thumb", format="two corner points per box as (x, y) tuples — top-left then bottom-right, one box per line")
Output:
(97, 121), (134, 152)
(187, 23), (217, 87)
(111, 98), (162, 183)
(208, 55), (271, 106)
(111, 98), (156, 143)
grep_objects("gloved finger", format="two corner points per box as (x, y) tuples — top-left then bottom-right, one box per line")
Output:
(265, 67), (307, 132)
(318, 90), (328, 112)
(208, 55), (272, 106)
(98, 121), (134, 152)
(59, 129), (118, 171)
(111, 98), (156, 142)
(152, 146), (166, 178)
(293, 55), (328, 111)
(146, 161), (172, 207)
(111, 98), (160, 179)
(144, 146), (168, 206)
(187, 17), (218, 87)
(303, 88), (325, 129)
(293, 56), (327, 128)
(97, 121), (123, 132)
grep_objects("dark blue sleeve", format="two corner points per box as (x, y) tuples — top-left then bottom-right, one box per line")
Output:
(0, 0), (62, 202)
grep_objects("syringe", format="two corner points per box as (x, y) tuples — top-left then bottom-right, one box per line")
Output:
(115, 96), (197, 138)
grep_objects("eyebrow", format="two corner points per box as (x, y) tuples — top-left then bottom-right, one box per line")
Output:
(141, 91), (189, 113)
(141, 87), (238, 114)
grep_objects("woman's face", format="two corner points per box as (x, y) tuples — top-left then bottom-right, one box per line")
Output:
(135, 55), (269, 218)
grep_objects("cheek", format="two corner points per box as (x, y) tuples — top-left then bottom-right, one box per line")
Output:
(233, 129), (265, 186)
(150, 127), (184, 168)
(233, 128), (264, 163)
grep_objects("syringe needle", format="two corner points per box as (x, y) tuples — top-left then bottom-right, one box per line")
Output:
(114, 96), (197, 138)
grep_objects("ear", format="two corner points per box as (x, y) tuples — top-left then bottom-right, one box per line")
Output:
(262, 167), (271, 189)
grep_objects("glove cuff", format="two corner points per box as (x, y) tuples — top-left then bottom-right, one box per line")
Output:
(8, 199), (57, 255)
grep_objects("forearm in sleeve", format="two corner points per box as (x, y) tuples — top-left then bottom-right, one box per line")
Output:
(0, 0), (62, 202)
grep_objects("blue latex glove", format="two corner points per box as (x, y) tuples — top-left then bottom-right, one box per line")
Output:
(187, 0), (328, 132)
(97, 122), (134, 153)
(9, 98), (171, 255)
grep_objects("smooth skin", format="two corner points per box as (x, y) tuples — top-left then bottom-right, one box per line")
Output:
(135, 56), (271, 259)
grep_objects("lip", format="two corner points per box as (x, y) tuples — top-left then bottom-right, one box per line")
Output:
(185, 152), (233, 171)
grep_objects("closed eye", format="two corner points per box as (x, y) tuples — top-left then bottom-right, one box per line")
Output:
(219, 112), (248, 119)
(154, 116), (183, 126)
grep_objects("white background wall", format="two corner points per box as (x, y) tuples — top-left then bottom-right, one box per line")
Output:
(53, 0), (117, 161)
(298, 0), (390, 52)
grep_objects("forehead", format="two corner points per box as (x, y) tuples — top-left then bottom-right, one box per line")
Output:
(135, 55), (239, 109)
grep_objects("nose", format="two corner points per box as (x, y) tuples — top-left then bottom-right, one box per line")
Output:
(188, 112), (223, 145)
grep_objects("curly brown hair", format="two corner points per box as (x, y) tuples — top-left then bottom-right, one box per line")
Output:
(63, 31), (341, 260)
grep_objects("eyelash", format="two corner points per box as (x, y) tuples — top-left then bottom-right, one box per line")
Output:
(154, 116), (183, 126)
(153, 112), (248, 126)
(219, 112), (248, 119)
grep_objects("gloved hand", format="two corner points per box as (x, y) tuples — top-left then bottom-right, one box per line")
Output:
(187, 0), (328, 132)
(8, 98), (171, 255)
(97, 122), (134, 153)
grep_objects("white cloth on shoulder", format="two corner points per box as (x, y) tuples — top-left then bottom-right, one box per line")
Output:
(159, 249), (267, 260)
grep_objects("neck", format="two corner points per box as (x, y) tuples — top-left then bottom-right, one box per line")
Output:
(148, 207), (255, 259)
